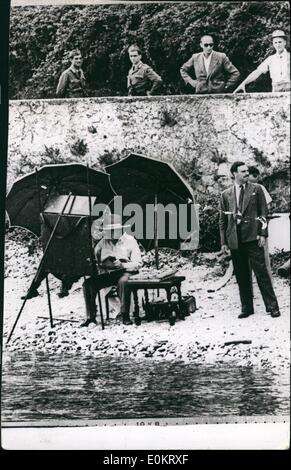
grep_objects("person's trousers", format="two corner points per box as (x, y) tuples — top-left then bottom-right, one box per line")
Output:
(250, 238), (272, 294)
(231, 238), (279, 315)
(82, 271), (131, 321)
(33, 269), (77, 291)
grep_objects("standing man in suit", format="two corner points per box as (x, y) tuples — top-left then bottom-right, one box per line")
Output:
(219, 161), (280, 319)
(127, 44), (163, 96)
(234, 30), (290, 93)
(180, 34), (240, 94)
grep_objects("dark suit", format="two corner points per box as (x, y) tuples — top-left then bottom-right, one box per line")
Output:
(180, 50), (240, 94)
(219, 182), (279, 315)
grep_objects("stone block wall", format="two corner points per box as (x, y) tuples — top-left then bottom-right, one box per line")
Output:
(7, 93), (290, 197)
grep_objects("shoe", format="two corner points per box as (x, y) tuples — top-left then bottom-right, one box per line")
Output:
(80, 319), (97, 327)
(21, 287), (39, 300)
(270, 310), (281, 318)
(238, 312), (254, 319)
(122, 317), (133, 325)
(58, 287), (69, 298)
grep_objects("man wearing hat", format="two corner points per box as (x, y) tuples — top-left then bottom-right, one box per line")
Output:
(234, 30), (290, 93)
(82, 214), (143, 326)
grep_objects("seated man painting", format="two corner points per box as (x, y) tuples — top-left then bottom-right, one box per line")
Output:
(82, 214), (143, 327)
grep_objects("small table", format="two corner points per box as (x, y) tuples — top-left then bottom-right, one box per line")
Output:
(126, 276), (186, 325)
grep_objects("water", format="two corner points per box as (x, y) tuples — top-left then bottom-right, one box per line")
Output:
(1, 352), (289, 422)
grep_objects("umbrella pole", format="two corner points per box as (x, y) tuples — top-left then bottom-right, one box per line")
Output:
(154, 193), (159, 270)
(6, 192), (72, 345)
(86, 164), (105, 330)
(36, 167), (55, 326)
(35, 167), (42, 213)
(45, 275), (54, 328)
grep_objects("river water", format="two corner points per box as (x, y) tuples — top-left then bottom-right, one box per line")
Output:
(1, 352), (289, 423)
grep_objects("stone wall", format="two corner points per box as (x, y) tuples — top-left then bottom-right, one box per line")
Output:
(7, 93), (290, 195)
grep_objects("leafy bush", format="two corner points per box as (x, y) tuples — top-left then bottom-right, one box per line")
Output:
(196, 194), (221, 252)
(9, 1), (290, 99)
(263, 160), (290, 213)
(69, 138), (88, 157)
(270, 249), (290, 276)
(11, 144), (83, 180)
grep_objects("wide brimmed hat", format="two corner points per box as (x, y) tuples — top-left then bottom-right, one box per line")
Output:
(102, 213), (130, 230)
(272, 30), (286, 39)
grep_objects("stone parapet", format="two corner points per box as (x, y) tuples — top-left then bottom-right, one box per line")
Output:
(7, 93), (290, 191)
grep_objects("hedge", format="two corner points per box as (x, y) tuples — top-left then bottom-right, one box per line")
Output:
(9, 1), (290, 99)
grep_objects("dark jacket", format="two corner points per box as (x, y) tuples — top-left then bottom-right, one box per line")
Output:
(180, 50), (240, 94)
(219, 182), (268, 250)
(56, 66), (87, 98)
(127, 61), (162, 96)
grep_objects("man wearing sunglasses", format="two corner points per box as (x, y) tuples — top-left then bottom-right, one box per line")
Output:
(180, 35), (240, 94)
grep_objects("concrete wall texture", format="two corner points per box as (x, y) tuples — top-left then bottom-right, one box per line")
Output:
(7, 93), (290, 192)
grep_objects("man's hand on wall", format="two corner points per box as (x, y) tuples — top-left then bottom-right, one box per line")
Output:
(188, 79), (197, 89)
(233, 82), (246, 93)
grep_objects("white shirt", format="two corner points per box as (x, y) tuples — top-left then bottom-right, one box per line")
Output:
(95, 232), (143, 271)
(203, 52), (213, 75)
(260, 184), (272, 205)
(257, 49), (290, 85)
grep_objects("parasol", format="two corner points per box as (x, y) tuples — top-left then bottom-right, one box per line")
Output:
(106, 153), (197, 268)
(6, 163), (115, 237)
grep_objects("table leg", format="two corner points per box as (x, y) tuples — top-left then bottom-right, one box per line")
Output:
(166, 287), (171, 303)
(132, 289), (141, 325)
(166, 287), (177, 326)
(143, 288), (150, 320)
(144, 288), (149, 306)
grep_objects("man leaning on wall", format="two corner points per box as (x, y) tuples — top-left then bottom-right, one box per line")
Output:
(180, 34), (240, 94)
(234, 30), (290, 93)
(127, 44), (163, 96)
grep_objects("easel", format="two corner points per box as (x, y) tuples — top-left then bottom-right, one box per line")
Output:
(7, 191), (73, 344)
(7, 166), (106, 344)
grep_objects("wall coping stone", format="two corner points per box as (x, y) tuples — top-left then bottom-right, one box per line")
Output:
(9, 92), (291, 106)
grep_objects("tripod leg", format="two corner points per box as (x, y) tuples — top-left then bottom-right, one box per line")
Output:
(6, 192), (73, 344)
(6, 296), (29, 345)
(45, 275), (54, 328)
(97, 289), (105, 330)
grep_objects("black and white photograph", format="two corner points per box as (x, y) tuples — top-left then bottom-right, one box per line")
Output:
(1, 0), (290, 451)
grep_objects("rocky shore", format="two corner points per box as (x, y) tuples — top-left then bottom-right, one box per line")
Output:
(3, 236), (290, 370)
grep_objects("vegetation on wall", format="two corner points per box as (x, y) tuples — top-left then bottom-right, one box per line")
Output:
(263, 160), (290, 213)
(9, 1), (290, 99)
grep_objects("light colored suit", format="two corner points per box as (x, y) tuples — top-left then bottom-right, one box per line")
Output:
(180, 50), (240, 94)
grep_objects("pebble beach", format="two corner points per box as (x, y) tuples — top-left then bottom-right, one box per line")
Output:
(3, 237), (290, 371)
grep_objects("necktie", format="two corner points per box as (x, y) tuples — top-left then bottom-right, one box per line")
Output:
(238, 184), (244, 213)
